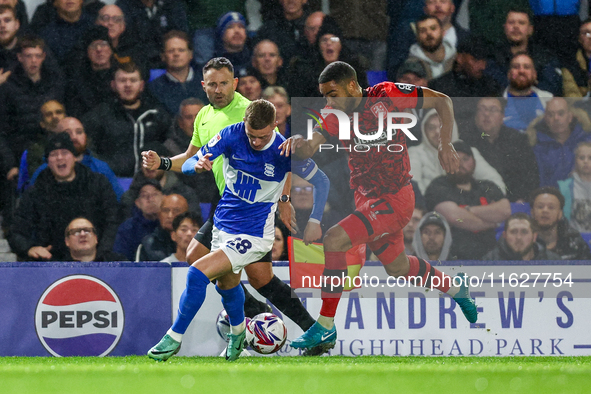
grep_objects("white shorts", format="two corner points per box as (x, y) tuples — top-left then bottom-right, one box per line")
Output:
(211, 226), (273, 273)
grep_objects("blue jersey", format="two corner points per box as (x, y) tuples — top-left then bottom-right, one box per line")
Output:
(195, 123), (290, 237)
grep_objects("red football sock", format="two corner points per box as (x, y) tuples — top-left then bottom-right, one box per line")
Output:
(319, 298), (341, 318)
(405, 255), (451, 293)
(320, 251), (347, 317)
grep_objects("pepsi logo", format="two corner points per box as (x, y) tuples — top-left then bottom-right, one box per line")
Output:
(35, 275), (124, 357)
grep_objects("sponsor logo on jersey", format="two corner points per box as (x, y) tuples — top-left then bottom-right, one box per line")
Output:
(35, 275), (124, 357)
(264, 164), (275, 177)
(234, 171), (261, 202)
(208, 134), (222, 147)
(395, 82), (416, 93)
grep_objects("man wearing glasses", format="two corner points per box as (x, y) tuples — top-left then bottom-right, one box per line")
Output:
(65, 217), (128, 262)
(96, 4), (144, 66)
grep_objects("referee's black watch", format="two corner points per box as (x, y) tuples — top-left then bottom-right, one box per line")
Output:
(279, 195), (291, 203)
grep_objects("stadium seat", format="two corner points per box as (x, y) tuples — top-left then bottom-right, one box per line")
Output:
(581, 233), (591, 249)
(149, 69), (166, 82)
(200, 203), (211, 220)
(117, 177), (133, 192)
(510, 202), (531, 214)
(496, 202), (532, 240)
(366, 70), (388, 86)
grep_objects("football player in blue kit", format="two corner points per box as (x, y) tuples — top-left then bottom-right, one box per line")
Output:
(143, 58), (330, 356)
(148, 100), (315, 361)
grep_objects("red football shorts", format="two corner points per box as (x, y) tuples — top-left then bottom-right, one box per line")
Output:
(338, 183), (415, 265)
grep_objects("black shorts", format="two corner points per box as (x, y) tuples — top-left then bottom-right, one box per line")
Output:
(194, 218), (272, 263)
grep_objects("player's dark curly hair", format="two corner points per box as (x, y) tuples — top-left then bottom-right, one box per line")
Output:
(318, 61), (357, 85)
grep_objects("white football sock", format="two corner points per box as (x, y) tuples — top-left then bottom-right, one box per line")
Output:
(167, 328), (183, 343)
(231, 320), (245, 335)
(447, 285), (460, 297)
(317, 315), (334, 330)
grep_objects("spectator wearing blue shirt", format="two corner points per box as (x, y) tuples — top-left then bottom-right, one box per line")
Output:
(503, 52), (552, 131)
(528, 97), (591, 188)
(30, 117), (124, 201)
(113, 178), (163, 261)
(148, 30), (206, 115)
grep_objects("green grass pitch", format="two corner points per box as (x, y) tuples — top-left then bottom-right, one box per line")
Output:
(1, 356), (590, 394)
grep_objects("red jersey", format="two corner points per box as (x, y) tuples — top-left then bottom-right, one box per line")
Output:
(317, 82), (423, 197)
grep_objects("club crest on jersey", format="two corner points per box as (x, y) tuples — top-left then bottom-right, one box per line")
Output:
(370, 102), (388, 118)
(264, 163), (275, 177)
(208, 134), (222, 147)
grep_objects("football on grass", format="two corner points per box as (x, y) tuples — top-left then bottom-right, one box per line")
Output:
(216, 309), (252, 343)
(216, 309), (231, 342)
(245, 313), (287, 354)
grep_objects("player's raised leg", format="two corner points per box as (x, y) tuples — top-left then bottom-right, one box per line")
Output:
(290, 224), (350, 351)
(383, 252), (477, 323)
(147, 249), (235, 361)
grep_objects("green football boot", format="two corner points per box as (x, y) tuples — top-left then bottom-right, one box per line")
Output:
(226, 329), (246, 361)
(147, 334), (181, 362)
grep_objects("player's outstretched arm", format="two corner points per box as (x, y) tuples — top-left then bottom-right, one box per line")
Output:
(182, 153), (213, 174)
(142, 143), (200, 172)
(422, 87), (459, 175)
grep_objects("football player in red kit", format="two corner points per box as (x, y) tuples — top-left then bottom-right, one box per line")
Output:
(286, 61), (478, 352)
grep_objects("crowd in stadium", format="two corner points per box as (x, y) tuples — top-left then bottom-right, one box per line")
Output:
(0, 0), (591, 263)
